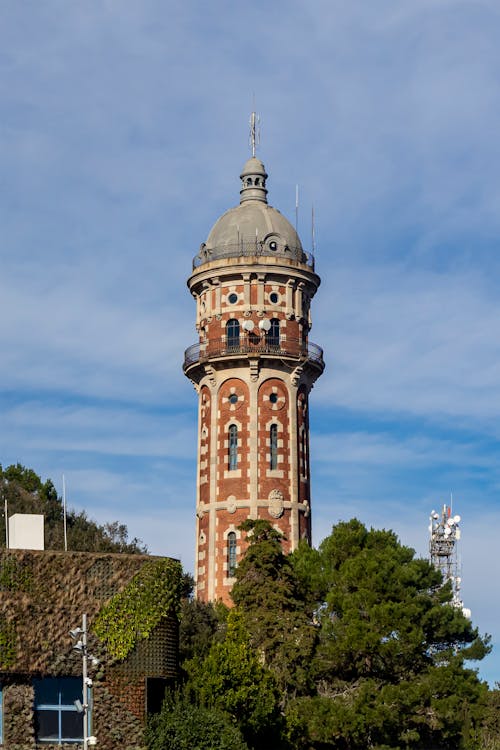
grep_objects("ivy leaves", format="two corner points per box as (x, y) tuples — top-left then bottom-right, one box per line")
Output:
(93, 558), (182, 660)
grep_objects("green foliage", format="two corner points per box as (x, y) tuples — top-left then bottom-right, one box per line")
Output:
(186, 609), (283, 749)
(479, 686), (500, 750)
(146, 691), (248, 750)
(179, 597), (227, 667)
(310, 520), (487, 683)
(173, 518), (490, 749)
(292, 662), (487, 749)
(93, 558), (182, 660)
(232, 519), (318, 700)
(289, 519), (490, 749)
(0, 463), (147, 553)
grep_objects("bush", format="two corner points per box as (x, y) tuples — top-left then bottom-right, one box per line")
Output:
(146, 693), (248, 750)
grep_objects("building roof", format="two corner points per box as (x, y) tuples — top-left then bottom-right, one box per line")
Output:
(197, 155), (306, 266)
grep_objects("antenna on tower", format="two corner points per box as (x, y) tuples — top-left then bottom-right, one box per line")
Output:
(249, 109), (260, 157)
(429, 501), (470, 618)
(311, 204), (316, 255)
(295, 184), (299, 235)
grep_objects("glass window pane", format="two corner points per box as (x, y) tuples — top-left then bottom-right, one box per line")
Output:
(34, 678), (59, 706)
(228, 532), (237, 576)
(62, 711), (83, 740)
(59, 677), (82, 705)
(229, 425), (238, 470)
(34, 678), (85, 743)
(35, 710), (59, 740)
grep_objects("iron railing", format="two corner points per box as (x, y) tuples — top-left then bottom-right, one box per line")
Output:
(192, 241), (315, 270)
(183, 336), (324, 370)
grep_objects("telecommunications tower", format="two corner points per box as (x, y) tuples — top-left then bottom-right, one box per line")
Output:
(429, 504), (471, 618)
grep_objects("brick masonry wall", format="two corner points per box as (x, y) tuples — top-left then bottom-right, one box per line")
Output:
(199, 385), (211, 505)
(192, 269), (321, 604)
(257, 377), (290, 502)
(216, 378), (250, 500)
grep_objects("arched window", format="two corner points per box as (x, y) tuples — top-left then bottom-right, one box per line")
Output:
(270, 424), (278, 470)
(266, 318), (280, 348)
(227, 532), (237, 577)
(228, 424), (238, 470)
(226, 319), (240, 349)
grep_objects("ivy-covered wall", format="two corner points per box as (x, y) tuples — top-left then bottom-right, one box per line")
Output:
(0, 549), (182, 749)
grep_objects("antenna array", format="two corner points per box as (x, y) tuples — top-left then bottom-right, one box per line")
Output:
(429, 503), (471, 618)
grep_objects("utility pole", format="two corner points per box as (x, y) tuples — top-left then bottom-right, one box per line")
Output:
(70, 613), (98, 747)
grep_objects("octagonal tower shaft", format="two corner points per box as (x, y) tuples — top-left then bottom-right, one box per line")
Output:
(184, 152), (324, 604)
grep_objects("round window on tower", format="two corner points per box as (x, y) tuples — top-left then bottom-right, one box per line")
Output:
(269, 241), (278, 251)
(228, 292), (238, 305)
(263, 385), (286, 410)
(229, 394), (238, 405)
(269, 292), (279, 304)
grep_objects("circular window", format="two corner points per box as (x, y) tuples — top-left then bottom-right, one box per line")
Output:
(229, 394), (238, 405)
(228, 293), (238, 304)
(269, 393), (278, 404)
(269, 292), (279, 304)
(269, 241), (278, 251)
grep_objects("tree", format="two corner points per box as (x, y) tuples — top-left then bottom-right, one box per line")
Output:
(478, 684), (500, 750)
(0, 463), (146, 553)
(179, 596), (227, 667)
(146, 691), (248, 750)
(231, 519), (318, 701)
(290, 519), (490, 749)
(185, 608), (283, 749)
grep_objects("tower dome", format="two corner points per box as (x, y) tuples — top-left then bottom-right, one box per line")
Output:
(195, 156), (308, 267)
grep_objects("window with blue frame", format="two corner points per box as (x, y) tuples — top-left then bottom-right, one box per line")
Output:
(34, 677), (83, 744)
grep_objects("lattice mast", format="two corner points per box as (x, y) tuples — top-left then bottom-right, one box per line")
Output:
(429, 503), (470, 617)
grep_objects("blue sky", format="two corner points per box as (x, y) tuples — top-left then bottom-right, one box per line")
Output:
(1, 1), (499, 685)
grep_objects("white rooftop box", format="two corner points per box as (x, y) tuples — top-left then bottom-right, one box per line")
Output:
(8, 513), (45, 550)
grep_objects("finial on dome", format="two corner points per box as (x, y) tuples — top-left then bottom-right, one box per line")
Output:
(239, 110), (268, 203)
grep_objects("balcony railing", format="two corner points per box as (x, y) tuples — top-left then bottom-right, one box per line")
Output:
(183, 336), (324, 370)
(192, 241), (315, 270)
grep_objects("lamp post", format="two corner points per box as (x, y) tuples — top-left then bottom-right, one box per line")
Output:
(70, 614), (97, 748)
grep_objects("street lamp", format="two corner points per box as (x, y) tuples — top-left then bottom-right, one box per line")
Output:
(70, 614), (98, 748)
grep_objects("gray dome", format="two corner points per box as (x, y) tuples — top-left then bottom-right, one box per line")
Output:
(198, 156), (305, 265)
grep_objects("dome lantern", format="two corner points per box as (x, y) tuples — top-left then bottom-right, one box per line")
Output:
(239, 156), (268, 204)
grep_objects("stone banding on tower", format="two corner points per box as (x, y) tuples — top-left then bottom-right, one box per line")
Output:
(184, 144), (324, 604)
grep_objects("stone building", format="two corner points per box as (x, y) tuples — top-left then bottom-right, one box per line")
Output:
(0, 547), (180, 748)
(184, 133), (324, 603)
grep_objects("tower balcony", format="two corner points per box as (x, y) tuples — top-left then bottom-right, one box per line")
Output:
(192, 240), (315, 271)
(183, 336), (324, 376)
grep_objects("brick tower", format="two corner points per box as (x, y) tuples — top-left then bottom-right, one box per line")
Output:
(183, 124), (324, 603)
